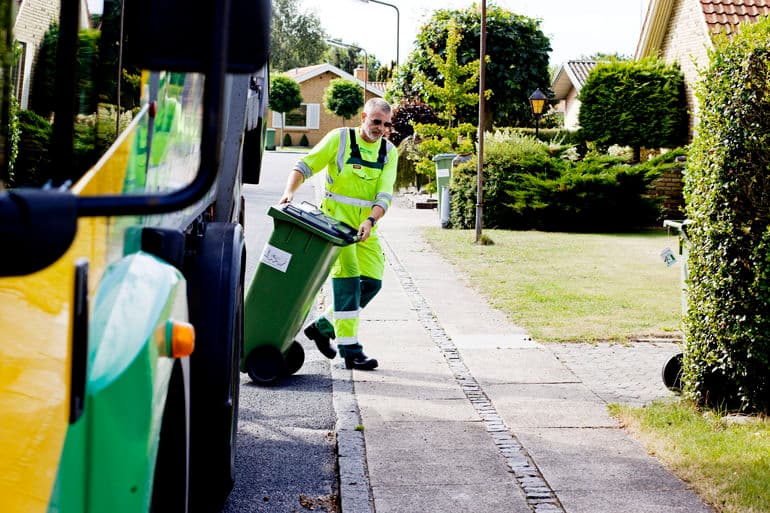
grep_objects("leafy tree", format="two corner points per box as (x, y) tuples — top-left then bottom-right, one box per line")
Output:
(323, 78), (362, 125)
(683, 17), (770, 413)
(324, 43), (381, 80)
(268, 75), (302, 146)
(270, 0), (327, 72)
(388, 5), (551, 128)
(578, 58), (688, 162)
(411, 21), (483, 127)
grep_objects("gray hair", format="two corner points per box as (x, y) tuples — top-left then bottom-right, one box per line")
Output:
(364, 98), (392, 116)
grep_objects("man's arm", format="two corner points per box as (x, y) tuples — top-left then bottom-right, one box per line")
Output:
(278, 170), (305, 204)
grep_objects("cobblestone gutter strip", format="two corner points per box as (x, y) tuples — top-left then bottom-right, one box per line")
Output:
(382, 238), (566, 513)
(332, 361), (376, 513)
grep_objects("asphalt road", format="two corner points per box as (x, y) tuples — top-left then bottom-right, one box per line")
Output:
(222, 150), (340, 513)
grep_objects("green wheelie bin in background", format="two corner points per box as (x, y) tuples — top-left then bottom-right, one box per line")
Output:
(242, 202), (358, 384)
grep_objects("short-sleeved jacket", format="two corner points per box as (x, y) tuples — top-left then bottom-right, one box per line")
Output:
(294, 127), (398, 229)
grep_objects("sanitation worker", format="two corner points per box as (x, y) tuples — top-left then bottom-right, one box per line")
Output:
(278, 98), (398, 370)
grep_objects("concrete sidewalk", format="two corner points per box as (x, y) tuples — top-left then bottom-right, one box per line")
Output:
(332, 199), (715, 513)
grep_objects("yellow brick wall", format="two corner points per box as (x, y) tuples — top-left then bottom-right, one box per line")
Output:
(660, 0), (711, 135)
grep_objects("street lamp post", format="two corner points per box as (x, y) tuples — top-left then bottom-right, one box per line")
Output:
(355, 0), (399, 65)
(528, 88), (547, 139)
(327, 39), (368, 102)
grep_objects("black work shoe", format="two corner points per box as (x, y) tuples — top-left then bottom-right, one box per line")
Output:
(304, 323), (337, 359)
(344, 353), (378, 370)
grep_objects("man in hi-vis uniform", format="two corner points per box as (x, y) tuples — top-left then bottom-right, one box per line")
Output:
(279, 98), (398, 370)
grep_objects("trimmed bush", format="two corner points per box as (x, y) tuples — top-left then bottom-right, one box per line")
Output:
(579, 58), (689, 161)
(449, 129), (677, 231)
(299, 134), (309, 147)
(282, 133), (292, 146)
(682, 18), (770, 413)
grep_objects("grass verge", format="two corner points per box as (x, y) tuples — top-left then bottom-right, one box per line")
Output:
(611, 401), (770, 513)
(421, 227), (683, 342)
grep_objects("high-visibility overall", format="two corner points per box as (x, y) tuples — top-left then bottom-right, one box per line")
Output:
(294, 127), (398, 351)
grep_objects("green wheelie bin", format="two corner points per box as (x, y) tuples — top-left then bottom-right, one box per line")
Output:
(242, 202), (359, 384)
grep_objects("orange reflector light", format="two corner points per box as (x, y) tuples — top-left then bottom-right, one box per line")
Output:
(162, 320), (195, 358)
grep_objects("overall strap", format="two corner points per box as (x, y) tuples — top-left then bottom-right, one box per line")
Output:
(348, 128), (362, 160)
(345, 128), (386, 170)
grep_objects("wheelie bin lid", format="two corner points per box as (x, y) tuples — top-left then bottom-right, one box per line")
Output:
(269, 202), (359, 246)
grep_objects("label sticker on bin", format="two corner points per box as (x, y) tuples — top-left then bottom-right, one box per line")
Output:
(436, 169), (450, 178)
(260, 244), (292, 273)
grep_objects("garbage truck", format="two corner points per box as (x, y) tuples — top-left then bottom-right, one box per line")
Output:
(0, 0), (269, 511)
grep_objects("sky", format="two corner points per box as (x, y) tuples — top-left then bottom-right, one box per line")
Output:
(300, 0), (652, 67)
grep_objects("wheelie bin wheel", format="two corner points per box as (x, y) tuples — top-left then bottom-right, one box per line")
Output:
(662, 352), (683, 392)
(284, 341), (305, 376)
(246, 345), (286, 385)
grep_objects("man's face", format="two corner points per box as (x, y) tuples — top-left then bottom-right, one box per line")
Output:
(361, 109), (392, 142)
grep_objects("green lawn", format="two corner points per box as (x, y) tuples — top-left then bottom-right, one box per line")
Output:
(611, 402), (770, 513)
(421, 227), (684, 342)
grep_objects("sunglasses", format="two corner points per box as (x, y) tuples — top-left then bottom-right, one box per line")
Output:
(370, 118), (393, 128)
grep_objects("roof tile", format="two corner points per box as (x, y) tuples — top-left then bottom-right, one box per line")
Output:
(700, 0), (770, 35)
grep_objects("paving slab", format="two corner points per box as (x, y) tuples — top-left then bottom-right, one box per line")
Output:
(486, 383), (617, 428)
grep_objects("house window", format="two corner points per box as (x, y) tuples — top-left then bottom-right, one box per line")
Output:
(272, 103), (319, 129)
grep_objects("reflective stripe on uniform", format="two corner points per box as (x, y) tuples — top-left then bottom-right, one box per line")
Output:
(334, 309), (360, 320)
(336, 336), (358, 346)
(336, 128), (348, 172)
(324, 190), (374, 208)
(295, 160), (314, 179)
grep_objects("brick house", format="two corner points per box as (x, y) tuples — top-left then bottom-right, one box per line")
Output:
(550, 60), (597, 130)
(635, 0), (770, 135)
(269, 63), (386, 147)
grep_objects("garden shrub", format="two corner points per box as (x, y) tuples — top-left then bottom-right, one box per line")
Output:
(449, 129), (675, 231)
(449, 130), (551, 229)
(682, 18), (770, 413)
(579, 57), (688, 162)
(390, 100), (439, 147)
(13, 110), (52, 187)
(299, 134), (309, 147)
(282, 133), (292, 146)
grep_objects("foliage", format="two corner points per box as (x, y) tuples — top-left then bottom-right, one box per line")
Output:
(388, 5), (551, 128)
(324, 43), (380, 80)
(270, 0), (327, 72)
(282, 133), (292, 146)
(682, 17), (770, 413)
(2, 91), (19, 187)
(578, 58), (689, 161)
(323, 78), (363, 123)
(13, 110), (52, 187)
(449, 129), (678, 230)
(269, 75), (302, 146)
(30, 24), (59, 118)
(390, 100), (440, 146)
(406, 122), (475, 193)
(410, 20), (483, 127)
(77, 29), (100, 115)
(299, 134), (309, 146)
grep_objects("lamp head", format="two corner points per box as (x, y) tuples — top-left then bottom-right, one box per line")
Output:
(528, 88), (547, 117)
